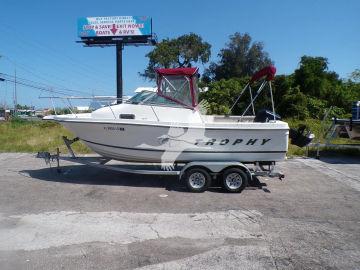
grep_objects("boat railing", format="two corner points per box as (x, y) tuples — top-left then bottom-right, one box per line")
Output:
(39, 96), (122, 119)
(230, 66), (277, 121)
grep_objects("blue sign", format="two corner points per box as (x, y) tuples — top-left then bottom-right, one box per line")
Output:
(78, 16), (152, 38)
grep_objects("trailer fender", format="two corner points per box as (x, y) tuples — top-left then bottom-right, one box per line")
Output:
(179, 161), (252, 181)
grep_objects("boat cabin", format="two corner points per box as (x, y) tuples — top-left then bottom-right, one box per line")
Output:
(92, 66), (290, 126)
(156, 68), (199, 109)
(126, 68), (200, 109)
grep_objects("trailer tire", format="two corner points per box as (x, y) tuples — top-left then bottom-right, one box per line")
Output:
(185, 168), (211, 193)
(222, 168), (248, 193)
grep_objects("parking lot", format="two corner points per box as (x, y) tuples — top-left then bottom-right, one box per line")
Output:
(0, 153), (359, 269)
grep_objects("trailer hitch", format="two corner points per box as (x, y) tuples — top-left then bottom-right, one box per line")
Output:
(36, 151), (57, 164)
(36, 148), (61, 173)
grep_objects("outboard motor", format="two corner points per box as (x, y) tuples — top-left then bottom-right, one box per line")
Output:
(254, 109), (281, 122)
(289, 125), (315, 147)
(254, 109), (314, 147)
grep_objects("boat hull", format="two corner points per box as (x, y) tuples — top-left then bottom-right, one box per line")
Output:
(334, 119), (360, 140)
(59, 119), (289, 163)
(345, 124), (360, 140)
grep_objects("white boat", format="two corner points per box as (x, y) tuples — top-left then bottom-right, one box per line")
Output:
(46, 67), (292, 164)
(333, 101), (360, 140)
(334, 119), (360, 140)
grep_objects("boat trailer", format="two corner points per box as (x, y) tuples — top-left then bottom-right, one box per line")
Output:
(37, 136), (285, 193)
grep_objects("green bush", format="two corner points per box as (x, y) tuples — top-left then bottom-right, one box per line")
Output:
(201, 56), (360, 119)
(199, 78), (248, 115)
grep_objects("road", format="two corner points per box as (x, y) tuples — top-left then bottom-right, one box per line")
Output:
(0, 153), (359, 269)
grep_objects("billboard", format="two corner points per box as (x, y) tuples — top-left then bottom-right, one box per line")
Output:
(78, 16), (152, 38)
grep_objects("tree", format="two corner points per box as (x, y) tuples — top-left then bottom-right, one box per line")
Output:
(291, 56), (358, 118)
(278, 86), (309, 119)
(272, 75), (294, 108)
(200, 53), (360, 119)
(204, 33), (272, 81)
(141, 33), (211, 80)
(350, 69), (360, 82)
(199, 77), (249, 115)
(16, 104), (31, 110)
(293, 56), (341, 98)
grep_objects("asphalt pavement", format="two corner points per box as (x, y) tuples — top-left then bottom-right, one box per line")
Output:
(0, 153), (359, 269)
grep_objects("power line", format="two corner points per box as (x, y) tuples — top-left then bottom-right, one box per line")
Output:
(0, 24), (114, 89)
(0, 72), (94, 96)
(0, 55), (111, 97)
(1, 55), (76, 90)
(1, 52), (110, 95)
(4, 73), (93, 96)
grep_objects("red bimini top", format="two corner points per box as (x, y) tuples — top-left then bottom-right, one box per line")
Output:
(155, 67), (198, 76)
(250, 66), (276, 83)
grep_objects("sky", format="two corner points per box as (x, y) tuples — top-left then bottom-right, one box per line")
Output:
(0, 0), (359, 108)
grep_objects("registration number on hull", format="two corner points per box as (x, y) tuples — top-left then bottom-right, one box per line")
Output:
(104, 126), (125, 131)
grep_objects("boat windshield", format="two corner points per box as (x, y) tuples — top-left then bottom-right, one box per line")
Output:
(126, 91), (155, 104)
(159, 75), (193, 107)
(127, 68), (200, 108)
(126, 91), (182, 107)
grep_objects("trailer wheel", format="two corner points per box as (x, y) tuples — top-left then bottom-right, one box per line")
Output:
(222, 168), (248, 193)
(185, 168), (211, 193)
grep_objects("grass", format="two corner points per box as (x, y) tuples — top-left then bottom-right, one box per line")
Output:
(0, 118), (91, 154)
(0, 117), (359, 157)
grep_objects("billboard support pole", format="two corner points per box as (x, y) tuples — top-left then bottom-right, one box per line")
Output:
(116, 43), (123, 104)
(78, 17), (156, 102)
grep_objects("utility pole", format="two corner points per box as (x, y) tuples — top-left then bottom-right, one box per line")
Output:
(0, 54), (18, 115)
(14, 68), (17, 115)
(0, 55), (5, 111)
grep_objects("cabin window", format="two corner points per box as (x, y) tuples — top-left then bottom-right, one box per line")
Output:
(159, 75), (192, 107)
(127, 91), (155, 104)
(145, 95), (180, 106)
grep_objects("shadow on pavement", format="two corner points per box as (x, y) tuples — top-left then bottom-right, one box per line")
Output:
(22, 164), (187, 191)
(22, 164), (268, 193)
(317, 155), (360, 165)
